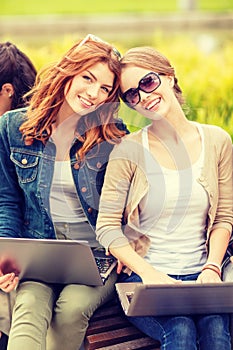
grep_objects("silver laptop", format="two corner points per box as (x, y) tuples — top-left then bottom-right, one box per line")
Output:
(0, 237), (116, 286)
(115, 281), (233, 316)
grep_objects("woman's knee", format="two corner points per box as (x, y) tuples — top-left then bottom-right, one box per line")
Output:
(167, 316), (195, 335)
(14, 282), (54, 319)
(56, 299), (92, 326)
(198, 314), (229, 335)
(166, 316), (196, 343)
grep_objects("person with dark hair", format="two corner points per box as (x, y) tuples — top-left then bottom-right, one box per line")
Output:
(0, 35), (127, 350)
(0, 41), (37, 350)
(0, 41), (37, 116)
(96, 46), (233, 350)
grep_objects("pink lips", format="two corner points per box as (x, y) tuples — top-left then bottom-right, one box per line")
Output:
(79, 96), (94, 109)
(145, 97), (161, 111)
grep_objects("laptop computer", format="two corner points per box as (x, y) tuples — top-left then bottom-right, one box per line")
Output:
(115, 281), (233, 316)
(0, 237), (116, 286)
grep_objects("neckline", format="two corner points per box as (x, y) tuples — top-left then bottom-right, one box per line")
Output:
(141, 124), (204, 171)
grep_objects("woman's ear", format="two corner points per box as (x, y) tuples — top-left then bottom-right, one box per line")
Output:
(167, 75), (175, 88)
(1, 83), (14, 98)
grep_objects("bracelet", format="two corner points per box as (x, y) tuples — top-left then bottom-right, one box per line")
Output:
(202, 266), (221, 278)
(202, 262), (222, 272)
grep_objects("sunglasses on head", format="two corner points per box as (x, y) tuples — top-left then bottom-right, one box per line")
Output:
(122, 72), (163, 107)
(78, 33), (121, 60)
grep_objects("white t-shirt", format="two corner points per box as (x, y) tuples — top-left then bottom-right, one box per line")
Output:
(140, 125), (209, 275)
(50, 160), (86, 223)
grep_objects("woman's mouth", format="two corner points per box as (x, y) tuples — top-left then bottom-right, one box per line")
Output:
(145, 97), (161, 111)
(79, 96), (94, 109)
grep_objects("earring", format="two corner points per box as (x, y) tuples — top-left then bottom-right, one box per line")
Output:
(9, 93), (12, 98)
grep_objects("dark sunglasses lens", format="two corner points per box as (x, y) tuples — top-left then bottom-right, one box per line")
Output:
(140, 73), (160, 92)
(124, 89), (140, 106)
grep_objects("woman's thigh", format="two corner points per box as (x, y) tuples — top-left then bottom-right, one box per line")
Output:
(46, 271), (118, 350)
(8, 281), (56, 350)
(14, 281), (55, 320)
(54, 270), (118, 320)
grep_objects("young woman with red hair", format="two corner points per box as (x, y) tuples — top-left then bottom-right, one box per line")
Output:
(0, 35), (127, 350)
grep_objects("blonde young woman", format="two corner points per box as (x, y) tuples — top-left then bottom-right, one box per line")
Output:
(0, 35), (127, 350)
(96, 47), (233, 350)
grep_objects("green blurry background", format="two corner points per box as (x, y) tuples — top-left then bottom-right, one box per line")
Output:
(1, 0), (232, 15)
(0, 0), (233, 135)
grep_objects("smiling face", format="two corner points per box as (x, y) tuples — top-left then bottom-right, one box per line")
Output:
(62, 61), (115, 118)
(120, 66), (176, 120)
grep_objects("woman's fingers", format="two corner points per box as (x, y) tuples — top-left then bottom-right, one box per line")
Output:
(0, 273), (18, 292)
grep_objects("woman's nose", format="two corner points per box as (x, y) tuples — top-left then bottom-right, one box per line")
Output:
(139, 90), (151, 104)
(86, 84), (99, 99)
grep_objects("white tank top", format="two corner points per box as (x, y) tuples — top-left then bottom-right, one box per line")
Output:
(140, 125), (209, 275)
(50, 160), (86, 223)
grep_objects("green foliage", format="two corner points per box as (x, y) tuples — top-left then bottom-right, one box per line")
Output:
(4, 32), (233, 140)
(0, 0), (232, 16)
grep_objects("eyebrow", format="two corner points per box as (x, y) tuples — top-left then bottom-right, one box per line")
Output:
(86, 69), (113, 89)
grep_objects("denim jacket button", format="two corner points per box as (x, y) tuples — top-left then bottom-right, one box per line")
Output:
(21, 158), (28, 165)
(87, 207), (92, 213)
(96, 162), (102, 169)
(81, 187), (87, 193)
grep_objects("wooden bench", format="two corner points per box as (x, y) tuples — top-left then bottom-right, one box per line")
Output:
(84, 298), (160, 350)
(84, 295), (233, 350)
(3, 285), (233, 350)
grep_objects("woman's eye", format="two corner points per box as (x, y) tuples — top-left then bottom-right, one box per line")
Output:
(101, 86), (110, 94)
(83, 75), (92, 82)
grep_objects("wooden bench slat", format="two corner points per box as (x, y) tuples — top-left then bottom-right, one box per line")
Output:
(85, 325), (146, 349)
(86, 315), (130, 335)
(95, 336), (160, 350)
(84, 298), (160, 350)
(90, 304), (120, 321)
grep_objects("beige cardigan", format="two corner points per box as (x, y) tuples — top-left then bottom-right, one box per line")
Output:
(96, 122), (233, 259)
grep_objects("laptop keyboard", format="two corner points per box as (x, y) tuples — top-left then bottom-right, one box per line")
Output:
(92, 248), (117, 283)
(95, 256), (116, 274)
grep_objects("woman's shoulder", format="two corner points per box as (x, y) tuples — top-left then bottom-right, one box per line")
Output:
(0, 108), (28, 147)
(193, 121), (232, 143)
(0, 107), (28, 129)
(110, 128), (145, 160)
(122, 128), (145, 142)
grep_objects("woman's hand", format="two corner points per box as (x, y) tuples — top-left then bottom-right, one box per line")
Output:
(141, 266), (181, 285)
(116, 260), (125, 274)
(196, 269), (222, 284)
(0, 271), (19, 293)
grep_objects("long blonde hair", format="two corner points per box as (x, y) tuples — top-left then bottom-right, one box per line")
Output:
(20, 38), (125, 160)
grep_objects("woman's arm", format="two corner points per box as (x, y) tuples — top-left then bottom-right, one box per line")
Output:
(109, 241), (180, 284)
(198, 131), (233, 283)
(198, 228), (230, 283)
(96, 137), (179, 284)
(0, 114), (24, 237)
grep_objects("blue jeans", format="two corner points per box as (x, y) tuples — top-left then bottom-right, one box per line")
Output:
(118, 272), (231, 350)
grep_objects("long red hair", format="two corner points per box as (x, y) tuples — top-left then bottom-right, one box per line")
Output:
(20, 38), (125, 160)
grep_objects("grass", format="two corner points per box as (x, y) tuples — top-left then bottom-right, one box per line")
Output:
(0, 0), (232, 16)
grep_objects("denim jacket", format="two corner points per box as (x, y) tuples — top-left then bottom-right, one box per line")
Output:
(0, 108), (127, 239)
